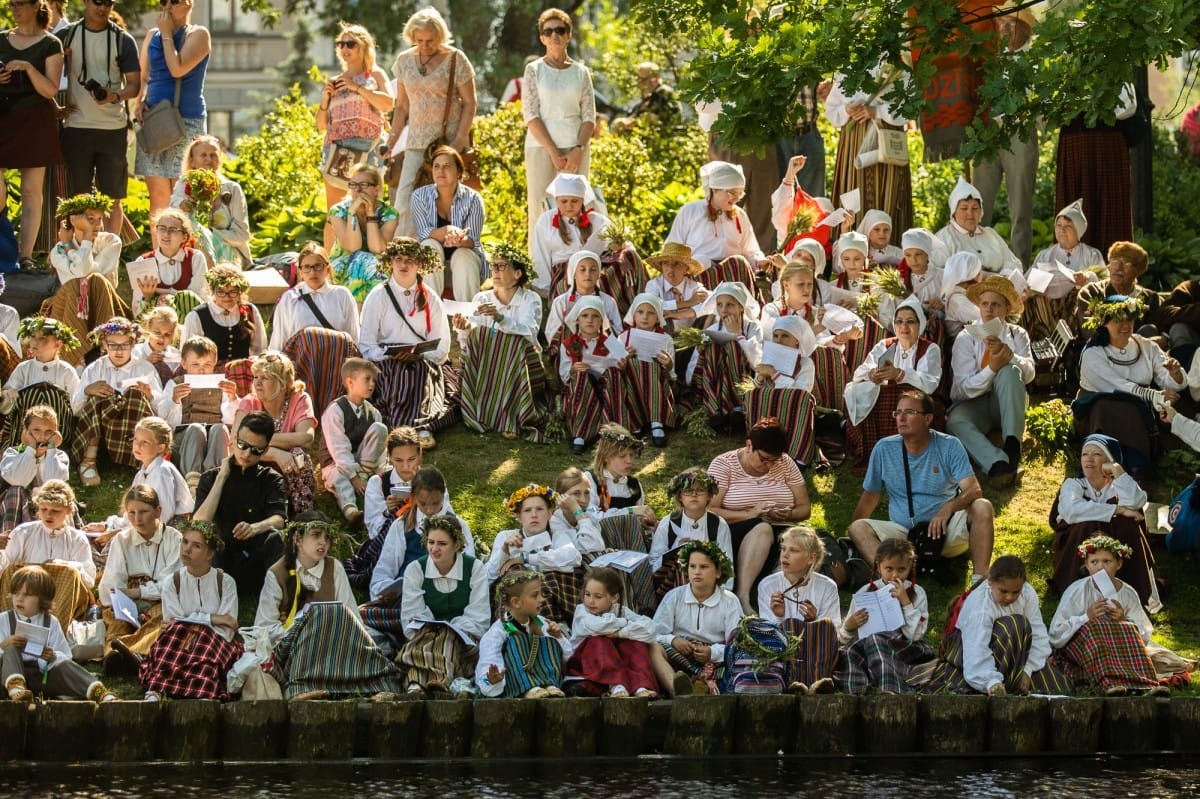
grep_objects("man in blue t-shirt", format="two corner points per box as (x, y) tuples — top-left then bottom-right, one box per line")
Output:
(848, 389), (995, 587)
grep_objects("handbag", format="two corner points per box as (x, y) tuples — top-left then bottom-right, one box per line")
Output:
(322, 142), (374, 191)
(136, 29), (189, 155)
(241, 666), (284, 701)
(855, 120), (909, 169)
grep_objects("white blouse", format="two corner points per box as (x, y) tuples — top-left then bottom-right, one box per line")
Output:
(1080, 335), (1185, 397)
(0, 521), (95, 587)
(531, 208), (612, 284)
(268, 282), (361, 349)
(1029, 242), (1104, 300)
(3, 358), (79, 396)
(49, 232), (122, 284)
(458, 287), (543, 347)
(0, 443), (69, 489)
(839, 579), (929, 644)
(71, 355), (163, 413)
(548, 508), (605, 555)
(522, 58), (597, 149)
(949, 322), (1035, 403)
(953, 581), (1050, 693)
(254, 557), (360, 644)
(545, 290), (622, 345)
(666, 199), (764, 266)
(757, 570), (843, 627)
(1048, 575), (1152, 648)
(1055, 472), (1147, 525)
(486, 526), (582, 581)
(180, 301), (268, 357)
(160, 565), (239, 641)
(97, 524), (182, 606)
(131, 249), (210, 307)
(359, 277), (450, 364)
(936, 222), (1021, 275)
(399, 552), (490, 639)
(569, 602), (656, 646)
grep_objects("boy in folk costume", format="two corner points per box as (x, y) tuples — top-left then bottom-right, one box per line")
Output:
(155, 335), (238, 491)
(319, 358), (388, 529)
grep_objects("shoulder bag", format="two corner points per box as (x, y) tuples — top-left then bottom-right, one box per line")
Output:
(136, 29), (188, 154)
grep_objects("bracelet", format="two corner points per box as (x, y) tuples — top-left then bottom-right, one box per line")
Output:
(365, 215), (379, 223)
(572, 508), (586, 518)
(626, 507), (635, 516)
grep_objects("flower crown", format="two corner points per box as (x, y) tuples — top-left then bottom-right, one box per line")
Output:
(667, 467), (718, 497)
(382, 239), (441, 274)
(421, 513), (463, 546)
(676, 539), (735, 582)
(1078, 535), (1133, 561)
(493, 567), (544, 609)
(599, 427), (645, 454)
(56, 192), (113, 220)
(1083, 295), (1146, 332)
(505, 483), (557, 515)
(486, 242), (531, 272)
(284, 519), (339, 547)
(89, 317), (139, 347)
(179, 519), (223, 550)
(205, 267), (249, 294)
(18, 316), (82, 350)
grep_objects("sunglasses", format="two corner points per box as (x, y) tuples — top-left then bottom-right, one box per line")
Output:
(159, 0), (184, 5)
(335, 40), (359, 49)
(541, 25), (570, 36)
(90, 0), (115, 6)
(235, 439), (267, 456)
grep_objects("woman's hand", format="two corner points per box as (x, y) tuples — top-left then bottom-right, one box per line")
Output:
(1165, 357), (1185, 384)
(211, 613), (238, 632)
(157, 10), (177, 37)
(475, 302), (499, 320)
(871, 362), (900, 384)
(846, 103), (874, 123)
(563, 147), (583, 173)
(795, 598), (818, 621)
(266, 446), (298, 473)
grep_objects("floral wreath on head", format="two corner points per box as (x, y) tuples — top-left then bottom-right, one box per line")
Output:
(89, 317), (139, 348)
(486, 241), (531, 272)
(205, 266), (249, 294)
(1083, 295), (1146, 332)
(420, 513), (464, 548)
(493, 568), (545, 616)
(676, 539), (735, 582)
(56, 192), (113, 220)
(18, 316), (82, 350)
(283, 518), (339, 547)
(505, 483), (557, 516)
(1078, 535), (1133, 561)
(179, 519), (223, 551)
(599, 426), (645, 455)
(382, 238), (441, 275)
(667, 467), (718, 497)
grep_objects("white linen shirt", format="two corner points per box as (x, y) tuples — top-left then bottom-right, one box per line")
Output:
(71, 356), (163, 413)
(545, 290), (622, 345)
(569, 602), (656, 647)
(1055, 472), (1147, 525)
(97, 524), (182, 606)
(368, 504), (474, 600)
(180, 301), (268, 357)
(757, 570), (843, 627)
(4, 358), (80, 395)
(160, 565), (239, 641)
(49, 232), (122, 283)
(531, 208), (612, 284)
(950, 322), (1035, 403)
(458, 287), (543, 348)
(954, 581), (1051, 692)
(838, 579), (929, 644)
(1, 521), (95, 587)
(358, 277), (450, 364)
(653, 584), (743, 663)
(475, 615), (576, 697)
(1048, 575), (1152, 648)
(0, 444), (69, 489)
(486, 527), (582, 582)
(268, 282), (361, 349)
(666, 199), (764, 266)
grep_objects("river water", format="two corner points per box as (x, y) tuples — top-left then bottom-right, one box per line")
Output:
(3, 757), (1198, 798)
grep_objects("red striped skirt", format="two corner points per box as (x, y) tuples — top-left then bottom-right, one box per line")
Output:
(831, 119), (913, 240)
(563, 368), (638, 442)
(283, 328), (360, 416)
(1050, 615), (1159, 692)
(624, 357), (675, 430)
(691, 339), (754, 417)
(1055, 129), (1132, 253)
(565, 635), (657, 695)
(744, 387), (817, 465)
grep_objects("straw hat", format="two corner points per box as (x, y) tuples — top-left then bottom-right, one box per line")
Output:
(966, 274), (1023, 316)
(646, 242), (706, 276)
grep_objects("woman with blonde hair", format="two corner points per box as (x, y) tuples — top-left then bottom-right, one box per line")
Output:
(170, 135), (251, 268)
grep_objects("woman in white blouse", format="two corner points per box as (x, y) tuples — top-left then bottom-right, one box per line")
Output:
(665, 161), (764, 293)
(452, 244), (548, 441)
(268, 242), (360, 350)
(936, 177), (1022, 275)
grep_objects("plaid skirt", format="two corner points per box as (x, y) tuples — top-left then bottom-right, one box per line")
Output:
(834, 631), (935, 695)
(744, 387), (817, 465)
(691, 339), (754, 418)
(0, 486), (35, 537)
(550, 246), (649, 316)
(271, 602), (403, 698)
(460, 326), (549, 442)
(781, 617), (840, 687)
(910, 615), (1073, 695)
(222, 358), (255, 399)
(1, 384), (84, 464)
(76, 390), (156, 467)
(563, 368), (638, 442)
(140, 621), (243, 700)
(565, 635), (657, 695)
(599, 514), (656, 614)
(500, 627), (566, 697)
(40, 275), (131, 367)
(831, 119), (913, 241)
(1049, 615), (1159, 692)
(1055, 128), (1132, 253)
(624, 357), (675, 430)
(539, 568), (585, 623)
(396, 623), (478, 687)
(283, 328), (361, 416)
(663, 643), (723, 693)
(0, 561), (92, 631)
(373, 357), (458, 433)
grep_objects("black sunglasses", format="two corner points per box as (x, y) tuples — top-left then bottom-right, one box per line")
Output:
(159, 0), (183, 6)
(235, 439), (267, 456)
(90, 0), (115, 6)
(541, 25), (570, 36)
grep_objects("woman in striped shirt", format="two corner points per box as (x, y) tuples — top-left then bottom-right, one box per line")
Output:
(411, 145), (485, 302)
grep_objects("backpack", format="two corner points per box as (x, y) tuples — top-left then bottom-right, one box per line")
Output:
(720, 616), (794, 694)
(1167, 476), (1200, 555)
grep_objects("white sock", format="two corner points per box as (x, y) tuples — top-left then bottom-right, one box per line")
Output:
(650, 422), (664, 430)
(573, 437), (585, 446)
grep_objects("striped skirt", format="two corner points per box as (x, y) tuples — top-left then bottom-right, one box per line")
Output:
(624, 357), (675, 430)
(0, 562), (92, 631)
(1055, 129), (1132, 253)
(40, 275), (131, 367)
(271, 602), (403, 698)
(1049, 615), (1160, 692)
(460, 327), (549, 442)
(565, 635), (658, 695)
(372, 357), (458, 433)
(343, 532), (388, 593)
(0, 337), (18, 385)
(360, 596), (406, 640)
(744, 387), (817, 465)
(550, 246), (650, 316)
(781, 617), (840, 687)
(830, 119), (913, 240)
(396, 623), (478, 688)
(76, 390), (156, 467)
(0, 486), (35, 535)
(834, 631), (935, 694)
(846, 382), (906, 468)
(103, 602), (164, 657)
(0, 384), (82, 464)
(599, 514), (656, 614)
(696, 256), (764, 304)
(140, 621), (243, 700)
(809, 344), (849, 413)
(563, 368), (638, 443)
(691, 339), (754, 418)
(910, 615), (1073, 695)
(500, 628), (566, 697)
(283, 328), (360, 417)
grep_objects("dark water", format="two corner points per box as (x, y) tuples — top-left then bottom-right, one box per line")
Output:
(3, 757), (1199, 798)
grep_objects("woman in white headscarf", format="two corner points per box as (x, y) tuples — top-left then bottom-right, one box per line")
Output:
(1023, 199), (1104, 338)
(936, 177), (1022, 275)
(857, 209), (903, 268)
(941, 251), (985, 338)
(844, 295), (943, 471)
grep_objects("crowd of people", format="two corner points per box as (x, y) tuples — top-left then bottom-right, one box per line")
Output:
(0, 2), (1197, 706)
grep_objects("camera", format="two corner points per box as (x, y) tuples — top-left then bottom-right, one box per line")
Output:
(84, 79), (108, 103)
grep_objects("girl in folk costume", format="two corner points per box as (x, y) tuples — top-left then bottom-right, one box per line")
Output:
(686, 282), (763, 433)
(544, 249), (624, 348)
(912, 556), (1072, 696)
(1023, 199), (1104, 339)
(256, 515), (402, 700)
(396, 514), (489, 698)
(844, 296), (943, 471)
(664, 161), (765, 294)
(754, 315), (817, 392)
(617, 292), (676, 447)
(131, 208), (209, 319)
(830, 231), (871, 296)
(72, 317), (162, 486)
(746, 315), (821, 465)
(134, 306), (182, 388)
(834, 538), (934, 695)
(649, 467), (733, 598)
(532, 172), (610, 298)
(139, 520), (241, 701)
(897, 228), (946, 342)
(645, 242), (710, 334)
(0, 480), (94, 629)
(1, 318), (81, 457)
(0, 405), (69, 534)
(488, 484), (583, 623)
(858, 210), (903, 268)
(1049, 535), (1191, 696)
(558, 296), (638, 455)
(169, 135), (252, 269)
(653, 540), (743, 695)
(550, 467), (605, 560)
(935, 177), (1022, 275)
(44, 193), (131, 367)
(453, 243), (549, 442)
(358, 238), (454, 447)
(97, 486), (182, 677)
(940, 251), (984, 338)
(128, 417), (193, 525)
(476, 569), (574, 698)
(268, 242), (361, 350)
(762, 253), (843, 338)
(758, 526), (841, 694)
(567, 566), (676, 697)
(180, 265), (268, 368)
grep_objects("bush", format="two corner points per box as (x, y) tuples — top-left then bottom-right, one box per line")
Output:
(1025, 398), (1073, 459)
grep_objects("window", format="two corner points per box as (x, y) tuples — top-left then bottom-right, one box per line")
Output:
(208, 0), (260, 34)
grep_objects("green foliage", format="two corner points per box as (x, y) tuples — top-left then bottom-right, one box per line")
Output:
(1024, 399), (1073, 459)
(250, 194), (327, 257)
(472, 102), (528, 250)
(578, 0), (695, 113)
(1142, 125), (1200, 290)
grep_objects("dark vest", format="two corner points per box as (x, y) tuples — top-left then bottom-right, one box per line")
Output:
(196, 304), (253, 363)
(420, 553), (476, 621)
(588, 469), (642, 510)
(169, 364), (223, 424)
(666, 510), (721, 550)
(269, 555), (337, 622)
(317, 396), (378, 468)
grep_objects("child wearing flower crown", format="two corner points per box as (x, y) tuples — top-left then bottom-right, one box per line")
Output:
(532, 174), (611, 297)
(1, 318), (82, 442)
(618, 292), (677, 447)
(687, 281), (764, 433)
(476, 568), (574, 698)
(132, 208), (209, 318)
(1049, 535), (1191, 696)
(649, 467), (732, 598)
(559, 295), (638, 455)
(489, 484), (583, 622)
(180, 265), (268, 367)
(71, 317), (163, 486)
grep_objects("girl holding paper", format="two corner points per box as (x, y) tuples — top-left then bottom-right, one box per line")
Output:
(745, 316), (821, 466)
(616, 293), (676, 447)
(686, 282), (763, 434)
(558, 296), (638, 455)
(531, 172), (611, 299)
(487, 484), (582, 623)
(1048, 535), (1188, 696)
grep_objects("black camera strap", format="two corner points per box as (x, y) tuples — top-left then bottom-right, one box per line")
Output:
(71, 21), (113, 88)
(901, 440), (915, 527)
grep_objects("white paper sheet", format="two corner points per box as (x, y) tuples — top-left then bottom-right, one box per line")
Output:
(588, 550), (650, 573)
(1006, 268), (1028, 296)
(519, 532), (553, 552)
(442, 300), (478, 317)
(1026, 267), (1055, 294)
(840, 188), (861, 215)
(125, 257), (159, 287)
(182, 373), (224, 389)
(120, 377), (148, 390)
(661, 299), (679, 312)
(819, 208), (850, 229)
(627, 329), (672, 361)
(109, 588), (142, 630)
(850, 586), (905, 637)
(760, 341), (799, 376)
(16, 620), (49, 659)
(820, 305), (862, 336)
(1091, 568), (1119, 603)
(963, 317), (1007, 341)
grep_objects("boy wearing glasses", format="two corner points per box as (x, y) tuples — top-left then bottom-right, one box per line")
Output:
(847, 389), (995, 590)
(193, 411), (287, 594)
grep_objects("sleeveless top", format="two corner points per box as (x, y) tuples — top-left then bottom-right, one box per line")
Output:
(195, 304), (252, 362)
(145, 27), (208, 118)
(420, 553), (477, 621)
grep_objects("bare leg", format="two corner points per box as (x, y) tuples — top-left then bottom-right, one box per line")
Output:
(967, 498), (996, 577)
(650, 643), (677, 695)
(848, 519), (883, 567)
(18, 167), (46, 259)
(144, 176), (175, 248)
(323, 180), (341, 249)
(735, 522), (774, 613)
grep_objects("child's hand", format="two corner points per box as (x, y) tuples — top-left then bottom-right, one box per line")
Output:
(1160, 403), (1178, 424)
(146, 351), (164, 364)
(385, 493), (404, 512)
(133, 381), (154, 399)
(173, 383), (192, 402)
(796, 598), (818, 622)
(219, 379), (238, 401)
(845, 608), (869, 631)
(655, 350), (672, 368)
(1107, 600), (1126, 622)
(769, 592), (786, 619)
(671, 636), (694, 658)
(692, 641), (712, 664)
(1014, 672), (1032, 694)
(351, 476), (367, 496)
(889, 579), (910, 607)
(486, 664), (506, 685)
(503, 533), (524, 555)
(136, 274), (160, 298)
(557, 493), (581, 518)
(988, 683), (1006, 697)
(86, 381), (115, 398)
(1, 634), (25, 650)
(571, 361), (588, 374)
(1086, 599), (1108, 622)
(211, 613), (238, 632)
(41, 646), (54, 661)
(545, 620), (564, 638)
(755, 364), (778, 380)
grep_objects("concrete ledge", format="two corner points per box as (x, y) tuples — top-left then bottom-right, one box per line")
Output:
(221, 700), (288, 761)
(664, 695), (737, 756)
(161, 700), (221, 761)
(30, 701), (96, 761)
(0, 702), (29, 761)
(357, 700), (424, 759)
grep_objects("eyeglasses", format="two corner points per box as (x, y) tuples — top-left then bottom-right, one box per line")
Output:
(893, 318), (919, 326)
(490, 262), (512, 272)
(105, 342), (133, 351)
(347, 181), (377, 190)
(298, 261), (328, 272)
(335, 40), (358, 49)
(235, 439), (267, 456)
(214, 288), (241, 298)
(892, 409), (928, 418)
(541, 25), (570, 36)
(754, 449), (782, 464)
(719, 188), (745, 200)
(159, 0), (183, 5)
(155, 225), (185, 236)
(90, 0), (115, 6)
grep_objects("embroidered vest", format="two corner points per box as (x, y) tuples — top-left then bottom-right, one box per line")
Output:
(142, 248), (196, 292)
(420, 554), (476, 621)
(269, 555), (337, 621)
(196, 305), (253, 363)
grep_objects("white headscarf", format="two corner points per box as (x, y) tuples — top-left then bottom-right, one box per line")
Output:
(892, 294), (928, 338)
(564, 295), (608, 332)
(943, 251), (983, 286)
(622, 292), (665, 328)
(785, 238), (827, 274)
(1056, 199), (1087, 238)
(769, 315), (817, 357)
(901, 227), (935, 254)
(857, 209), (893, 239)
(699, 161), (746, 191)
(837, 231), (869, 257)
(567, 250), (602, 289)
(696, 280), (760, 322)
(547, 173), (592, 201)
(948, 176), (983, 216)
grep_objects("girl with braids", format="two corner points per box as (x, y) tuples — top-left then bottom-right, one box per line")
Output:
(359, 237), (454, 447)
(255, 513), (401, 699)
(558, 296), (638, 454)
(180, 265), (268, 367)
(396, 514), (488, 698)
(475, 568), (573, 698)
(617, 293), (677, 447)
(139, 519), (240, 701)
(1, 318), (81, 457)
